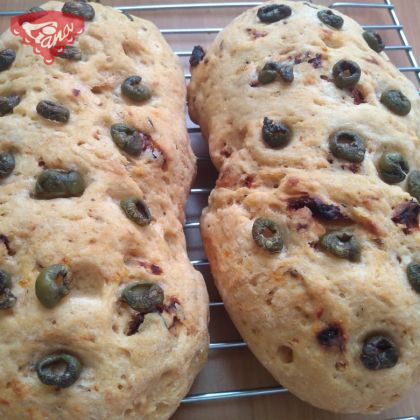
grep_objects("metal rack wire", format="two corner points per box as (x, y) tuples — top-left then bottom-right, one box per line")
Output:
(1, 1), (419, 417)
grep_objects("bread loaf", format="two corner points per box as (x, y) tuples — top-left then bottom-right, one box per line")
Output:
(188, 0), (420, 413)
(0, 2), (208, 418)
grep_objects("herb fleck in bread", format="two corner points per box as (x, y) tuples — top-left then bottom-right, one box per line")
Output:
(0, 2), (208, 418)
(188, 0), (420, 413)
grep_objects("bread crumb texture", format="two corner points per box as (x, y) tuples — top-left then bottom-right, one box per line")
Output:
(188, 0), (420, 414)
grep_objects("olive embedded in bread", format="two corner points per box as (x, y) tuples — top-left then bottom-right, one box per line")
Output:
(377, 151), (409, 184)
(0, 152), (15, 179)
(317, 9), (343, 29)
(36, 100), (70, 123)
(121, 282), (164, 313)
(62, 1), (95, 20)
(252, 217), (284, 252)
(258, 61), (294, 84)
(0, 268), (16, 309)
(56, 45), (82, 61)
(320, 231), (361, 262)
(121, 75), (152, 102)
(361, 335), (399, 370)
(329, 131), (366, 163)
(262, 117), (292, 148)
(35, 264), (72, 308)
(407, 170), (420, 202)
(35, 169), (85, 199)
(0, 48), (16, 71)
(110, 123), (143, 156)
(257, 4), (292, 23)
(332, 59), (361, 89)
(381, 89), (411, 116)
(120, 197), (152, 226)
(363, 31), (385, 53)
(0, 95), (20, 116)
(36, 353), (82, 388)
(407, 263), (420, 293)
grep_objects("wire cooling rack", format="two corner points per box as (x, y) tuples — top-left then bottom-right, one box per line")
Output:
(1, 1), (419, 418)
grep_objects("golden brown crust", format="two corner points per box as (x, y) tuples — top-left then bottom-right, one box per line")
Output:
(0, 2), (208, 419)
(189, 0), (420, 413)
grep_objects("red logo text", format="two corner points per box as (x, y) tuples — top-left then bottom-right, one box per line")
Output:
(11, 11), (84, 65)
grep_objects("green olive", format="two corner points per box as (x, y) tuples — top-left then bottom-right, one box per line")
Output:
(329, 131), (365, 163)
(252, 218), (283, 253)
(0, 289), (16, 309)
(262, 117), (292, 149)
(258, 62), (278, 85)
(121, 76), (151, 102)
(320, 231), (361, 262)
(0, 269), (12, 292)
(35, 264), (72, 308)
(120, 197), (152, 226)
(278, 64), (294, 82)
(317, 9), (344, 30)
(332, 60), (361, 89)
(57, 46), (82, 61)
(36, 100), (70, 123)
(360, 335), (399, 370)
(121, 282), (164, 313)
(258, 62), (294, 85)
(362, 31), (385, 53)
(407, 170), (420, 202)
(62, 1), (95, 21)
(0, 95), (21, 116)
(35, 169), (85, 199)
(380, 89), (411, 116)
(377, 151), (409, 184)
(36, 353), (82, 388)
(0, 268), (16, 310)
(121, 10), (134, 21)
(257, 4), (292, 23)
(110, 123), (143, 156)
(28, 6), (44, 12)
(0, 152), (15, 179)
(407, 263), (420, 293)
(0, 48), (16, 72)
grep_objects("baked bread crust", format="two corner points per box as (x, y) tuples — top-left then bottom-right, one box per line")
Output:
(188, 0), (420, 413)
(0, 2), (208, 419)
